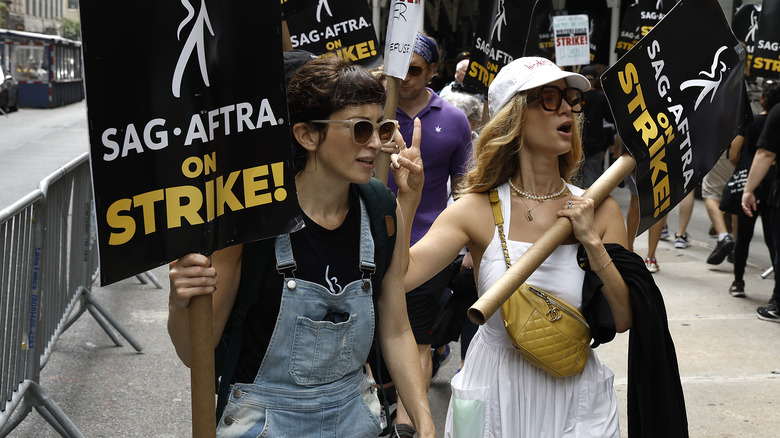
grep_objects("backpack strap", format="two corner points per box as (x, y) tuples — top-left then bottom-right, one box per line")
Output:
(355, 178), (398, 302)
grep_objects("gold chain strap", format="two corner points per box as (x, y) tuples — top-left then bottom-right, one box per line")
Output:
(488, 188), (513, 269)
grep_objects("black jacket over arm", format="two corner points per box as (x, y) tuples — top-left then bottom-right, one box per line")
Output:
(581, 244), (689, 438)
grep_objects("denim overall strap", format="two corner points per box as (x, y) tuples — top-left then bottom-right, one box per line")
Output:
(275, 196), (376, 280)
(215, 196), (382, 437)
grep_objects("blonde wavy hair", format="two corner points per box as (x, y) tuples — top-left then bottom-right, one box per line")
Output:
(457, 91), (584, 196)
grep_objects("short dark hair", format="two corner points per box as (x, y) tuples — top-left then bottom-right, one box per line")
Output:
(286, 57), (386, 172)
(762, 80), (780, 111)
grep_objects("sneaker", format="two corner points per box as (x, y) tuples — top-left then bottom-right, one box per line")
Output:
(729, 280), (745, 297)
(392, 423), (417, 438)
(645, 257), (659, 273)
(706, 234), (735, 265)
(431, 344), (451, 379)
(757, 303), (780, 323)
(674, 233), (691, 249)
(660, 224), (670, 241)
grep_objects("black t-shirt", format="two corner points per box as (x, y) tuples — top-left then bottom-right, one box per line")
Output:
(741, 113), (766, 158)
(232, 191), (363, 384)
(582, 88), (613, 156)
(757, 104), (780, 182)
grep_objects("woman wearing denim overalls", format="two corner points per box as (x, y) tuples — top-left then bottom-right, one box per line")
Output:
(168, 57), (435, 438)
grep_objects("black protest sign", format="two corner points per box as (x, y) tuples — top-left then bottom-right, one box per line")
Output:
(461, 0), (535, 95)
(751, 0), (780, 79)
(588, 13), (611, 65)
(523, 0), (555, 60)
(524, 2), (611, 66)
(732, 3), (760, 48)
(601, 0), (751, 235)
(732, 3), (761, 76)
(283, 0), (381, 68)
(81, 1), (301, 285)
(615, 0), (672, 58)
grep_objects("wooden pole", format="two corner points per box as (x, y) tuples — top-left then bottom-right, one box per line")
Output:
(467, 153), (637, 325)
(189, 294), (216, 437)
(375, 76), (401, 185)
(281, 21), (293, 51)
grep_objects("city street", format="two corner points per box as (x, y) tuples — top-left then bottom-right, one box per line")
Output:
(2, 102), (779, 437)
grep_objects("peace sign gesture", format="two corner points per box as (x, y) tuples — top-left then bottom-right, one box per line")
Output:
(390, 117), (424, 198)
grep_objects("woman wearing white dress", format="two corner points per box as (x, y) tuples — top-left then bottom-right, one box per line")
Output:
(392, 57), (632, 437)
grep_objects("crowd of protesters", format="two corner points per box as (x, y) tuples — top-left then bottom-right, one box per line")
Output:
(166, 32), (777, 438)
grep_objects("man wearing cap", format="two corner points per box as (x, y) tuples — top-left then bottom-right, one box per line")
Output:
(386, 32), (473, 438)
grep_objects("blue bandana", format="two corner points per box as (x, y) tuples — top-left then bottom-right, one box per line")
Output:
(414, 33), (439, 64)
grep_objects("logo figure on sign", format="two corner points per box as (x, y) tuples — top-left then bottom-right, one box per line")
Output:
(316, 0), (333, 23)
(746, 10), (758, 43)
(491, 0), (506, 42)
(172, 0), (214, 98)
(679, 46), (728, 110)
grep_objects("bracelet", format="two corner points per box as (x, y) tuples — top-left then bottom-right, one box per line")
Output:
(592, 258), (613, 273)
(593, 248), (608, 260)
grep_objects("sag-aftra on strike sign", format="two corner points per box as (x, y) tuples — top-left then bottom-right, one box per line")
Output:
(81, 1), (302, 285)
(602, 0), (752, 235)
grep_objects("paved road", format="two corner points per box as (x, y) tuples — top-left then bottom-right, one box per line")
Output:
(3, 103), (779, 437)
(0, 101), (90, 211)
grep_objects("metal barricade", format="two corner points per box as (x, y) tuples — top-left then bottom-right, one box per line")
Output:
(1, 153), (143, 437)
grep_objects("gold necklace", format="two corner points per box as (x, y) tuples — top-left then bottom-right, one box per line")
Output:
(515, 196), (544, 221)
(508, 178), (568, 201)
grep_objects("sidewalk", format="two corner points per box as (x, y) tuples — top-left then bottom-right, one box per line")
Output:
(6, 184), (779, 437)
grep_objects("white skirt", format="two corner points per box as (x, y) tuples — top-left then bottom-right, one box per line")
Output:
(443, 326), (620, 438)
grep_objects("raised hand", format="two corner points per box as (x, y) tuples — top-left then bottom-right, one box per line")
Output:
(391, 117), (424, 198)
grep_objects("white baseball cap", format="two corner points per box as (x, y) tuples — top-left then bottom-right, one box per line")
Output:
(488, 57), (591, 117)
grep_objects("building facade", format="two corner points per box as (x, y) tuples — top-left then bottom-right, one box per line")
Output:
(1, 0), (79, 35)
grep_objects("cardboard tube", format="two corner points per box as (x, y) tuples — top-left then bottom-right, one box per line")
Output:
(467, 154), (637, 325)
(375, 76), (401, 185)
(189, 294), (216, 437)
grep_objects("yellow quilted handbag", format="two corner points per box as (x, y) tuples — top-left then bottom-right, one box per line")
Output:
(489, 189), (591, 378)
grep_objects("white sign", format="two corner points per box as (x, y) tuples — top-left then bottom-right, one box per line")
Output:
(384, 0), (424, 79)
(553, 14), (590, 67)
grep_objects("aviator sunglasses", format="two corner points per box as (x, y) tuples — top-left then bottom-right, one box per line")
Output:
(528, 85), (585, 113)
(407, 65), (426, 77)
(308, 119), (398, 145)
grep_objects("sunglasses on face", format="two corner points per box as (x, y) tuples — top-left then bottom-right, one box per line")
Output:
(407, 65), (426, 77)
(527, 85), (585, 113)
(308, 119), (398, 145)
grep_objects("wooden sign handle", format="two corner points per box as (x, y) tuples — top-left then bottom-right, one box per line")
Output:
(189, 294), (216, 437)
(375, 76), (401, 185)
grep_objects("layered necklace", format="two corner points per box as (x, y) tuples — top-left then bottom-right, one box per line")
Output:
(508, 178), (569, 221)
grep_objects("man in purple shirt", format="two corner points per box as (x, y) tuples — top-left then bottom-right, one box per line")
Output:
(386, 33), (472, 438)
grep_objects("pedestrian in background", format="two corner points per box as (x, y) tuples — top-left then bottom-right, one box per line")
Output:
(702, 149), (736, 265)
(578, 65), (613, 189)
(728, 80), (778, 297)
(743, 82), (780, 322)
